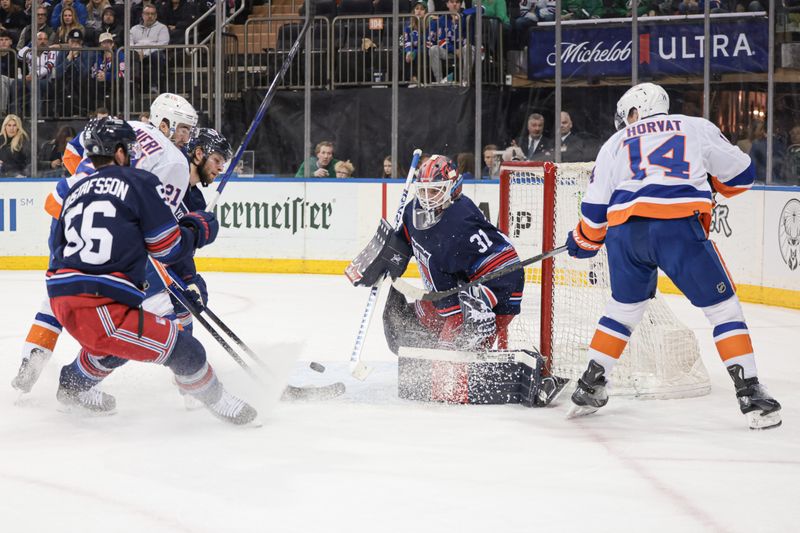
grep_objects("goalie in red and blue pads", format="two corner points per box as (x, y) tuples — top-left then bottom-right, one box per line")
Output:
(46, 117), (256, 424)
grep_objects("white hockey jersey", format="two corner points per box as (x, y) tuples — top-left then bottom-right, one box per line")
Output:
(55, 121), (189, 218)
(577, 113), (754, 244)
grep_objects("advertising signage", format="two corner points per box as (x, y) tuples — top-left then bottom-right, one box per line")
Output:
(528, 17), (768, 80)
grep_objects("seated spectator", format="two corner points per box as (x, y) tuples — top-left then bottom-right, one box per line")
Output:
(139, 110), (150, 123)
(90, 31), (123, 110)
(15, 31), (58, 115)
(39, 125), (76, 176)
(482, 144), (500, 178)
(335, 160), (355, 178)
(381, 155), (406, 178)
(0, 0), (28, 42)
(428, 0), (472, 84)
(403, 1), (428, 85)
(515, 1), (538, 48)
(50, 0), (88, 30)
(295, 141), (340, 177)
(84, 0), (110, 44)
(0, 114), (30, 176)
(130, 2), (169, 92)
(54, 6), (85, 45)
(16, 5), (55, 49)
(749, 119), (785, 182)
(534, 0), (557, 21)
(158, 0), (197, 45)
(510, 112), (552, 161)
(457, 152), (475, 180)
(54, 28), (94, 115)
(98, 6), (123, 48)
(94, 106), (109, 118)
(0, 29), (16, 115)
(782, 125), (800, 185)
(559, 110), (592, 162)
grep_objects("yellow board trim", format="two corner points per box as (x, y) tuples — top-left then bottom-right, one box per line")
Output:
(2, 256), (798, 310)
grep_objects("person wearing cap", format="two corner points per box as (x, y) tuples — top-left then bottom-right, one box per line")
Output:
(90, 30), (123, 109)
(50, 0), (88, 30)
(54, 27), (93, 115)
(97, 5), (122, 47)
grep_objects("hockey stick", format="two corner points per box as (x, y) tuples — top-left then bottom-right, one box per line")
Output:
(205, 1), (316, 210)
(390, 245), (569, 302)
(348, 148), (423, 380)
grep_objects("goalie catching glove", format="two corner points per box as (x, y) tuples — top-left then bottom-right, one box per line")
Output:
(345, 219), (411, 287)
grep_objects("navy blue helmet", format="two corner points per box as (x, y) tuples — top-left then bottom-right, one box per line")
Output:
(83, 117), (140, 159)
(186, 128), (232, 161)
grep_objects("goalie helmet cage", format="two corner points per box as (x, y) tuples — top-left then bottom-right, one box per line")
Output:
(498, 161), (711, 399)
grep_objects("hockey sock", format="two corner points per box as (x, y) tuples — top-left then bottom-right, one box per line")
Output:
(22, 309), (63, 360)
(60, 350), (114, 392)
(587, 316), (632, 375)
(701, 296), (758, 379)
(164, 331), (220, 403)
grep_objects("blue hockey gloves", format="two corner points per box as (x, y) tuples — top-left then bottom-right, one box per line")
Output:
(566, 224), (603, 259)
(180, 211), (219, 248)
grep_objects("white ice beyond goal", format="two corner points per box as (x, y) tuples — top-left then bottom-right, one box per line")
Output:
(498, 161), (711, 399)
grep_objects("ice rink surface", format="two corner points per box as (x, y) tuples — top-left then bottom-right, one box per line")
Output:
(0, 271), (798, 533)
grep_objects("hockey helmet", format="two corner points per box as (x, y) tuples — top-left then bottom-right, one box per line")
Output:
(82, 116), (141, 161)
(186, 128), (233, 161)
(614, 82), (669, 130)
(150, 93), (198, 138)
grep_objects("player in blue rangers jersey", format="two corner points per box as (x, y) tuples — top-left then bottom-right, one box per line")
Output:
(46, 117), (256, 424)
(353, 155), (525, 352)
(565, 83), (781, 429)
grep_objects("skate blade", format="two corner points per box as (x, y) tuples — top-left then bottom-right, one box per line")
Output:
(566, 403), (598, 419)
(57, 403), (118, 417)
(747, 410), (782, 430)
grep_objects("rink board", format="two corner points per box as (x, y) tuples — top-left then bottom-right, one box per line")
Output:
(0, 178), (797, 308)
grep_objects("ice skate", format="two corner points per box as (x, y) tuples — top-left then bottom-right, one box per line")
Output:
(202, 387), (258, 426)
(537, 376), (570, 407)
(11, 348), (51, 393)
(57, 385), (117, 415)
(567, 360), (609, 419)
(727, 365), (782, 430)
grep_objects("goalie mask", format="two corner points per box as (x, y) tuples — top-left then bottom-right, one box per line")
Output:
(413, 155), (462, 230)
(614, 82), (669, 130)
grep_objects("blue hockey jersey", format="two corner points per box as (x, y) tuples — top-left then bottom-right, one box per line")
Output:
(400, 195), (524, 317)
(47, 165), (195, 307)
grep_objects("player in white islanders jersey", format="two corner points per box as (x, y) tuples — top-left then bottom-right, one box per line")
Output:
(565, 83), (781, 430)
(11, 94), (199, 396)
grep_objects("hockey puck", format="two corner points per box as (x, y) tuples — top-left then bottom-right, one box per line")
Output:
(309, 362), (326, 373)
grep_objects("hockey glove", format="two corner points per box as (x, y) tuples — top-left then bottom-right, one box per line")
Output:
(183, 273), (208, 311)
(180, 210), (219, 249)
(566, 223), (602, 259)
(458, 286), (497, 349)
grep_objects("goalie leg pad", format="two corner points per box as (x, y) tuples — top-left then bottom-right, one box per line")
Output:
(383, 286), (438, 355)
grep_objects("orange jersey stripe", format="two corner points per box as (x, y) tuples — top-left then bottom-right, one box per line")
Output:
(25, 324), (60, 351)
(44, 192), (62, 219)
(711, 241), (737, 293)
(62, 149), (82, 176)
(607, 201), (712, 227)
(589, 329), (628, 360)
(579, 220), (607, 243)
(715, 334), (754, 361)
(710, 175), (749, 199)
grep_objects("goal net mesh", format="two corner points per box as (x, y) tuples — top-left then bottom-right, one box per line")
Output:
(499, 162), (711, 399)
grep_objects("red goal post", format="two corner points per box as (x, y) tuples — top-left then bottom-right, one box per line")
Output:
(498, 161), (711, 399)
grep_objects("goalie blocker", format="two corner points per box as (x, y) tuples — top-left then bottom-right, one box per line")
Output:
(398, 347), (568, 407)
(345, 219), (411, 287)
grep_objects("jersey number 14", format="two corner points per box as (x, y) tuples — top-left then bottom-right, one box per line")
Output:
(624, 134), (690, 180)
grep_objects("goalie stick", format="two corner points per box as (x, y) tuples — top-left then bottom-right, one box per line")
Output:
(390, 245), (569, 302)
(205, 0), (316, 210)
(348, 148), (423, 380)
(150, 258), (346, 401)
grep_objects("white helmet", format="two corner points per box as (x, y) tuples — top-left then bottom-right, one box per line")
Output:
(150, 93), (198, 137)
(614, 82), (669, 130)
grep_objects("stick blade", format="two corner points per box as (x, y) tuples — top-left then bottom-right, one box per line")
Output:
(350, 361), (373, 381)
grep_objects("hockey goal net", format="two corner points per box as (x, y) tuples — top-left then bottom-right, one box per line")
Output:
(498, 161), (711, 399)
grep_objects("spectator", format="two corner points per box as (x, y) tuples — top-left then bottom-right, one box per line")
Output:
(90, 31), (123, 111)
(428, 0), (471, 84)
(512, 112), (552, 160)
(0, 29), (16, 115)
(749, 119), (785, 182)
(55, 6), (85, 45)
(559, 110), (591, 162)
(84, 0), (110, 43)
(50, 0), (89, 30)
(54, 28), (93, 115)
(737, 119), (762, 154)
(94, 106), (109, 118)
(457, 151), (476, 180)
(39, 125), (76, 176)
(98, 6), (123, 48)
(15, 31), (58, 115)
(335, 160), (355, 178)
(139, 110), (149, 123)
(482, 144), (500, 178)
(782, 125), (800, 185)
(403, 0), (428, 85)
(0, 0), (27, 42)
(16, 5), (55, 49)
(158, 0), (197, 44)
(515, 1), (539, 48)
(534, 0), (557, 21)
(130, 2), (169, 92)
(0, 113), (30, 176)
(295, 141), (340, 177)
(381, 155), (406, 178)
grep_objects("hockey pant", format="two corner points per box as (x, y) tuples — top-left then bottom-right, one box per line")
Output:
(586, 216), (757, 378)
